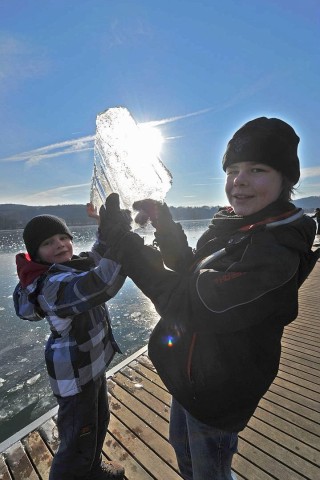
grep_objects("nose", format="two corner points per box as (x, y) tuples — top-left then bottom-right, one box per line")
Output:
(55, 238), (65, 248)
(233, 170), (249, 186)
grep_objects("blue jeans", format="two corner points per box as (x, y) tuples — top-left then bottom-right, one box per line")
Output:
(169, 398), (238, 480)
(49, 375), (109, 480)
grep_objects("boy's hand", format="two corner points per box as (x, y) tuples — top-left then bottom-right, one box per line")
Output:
(99, 193), (132, 245)
(133, 199), (173, 230)
(86, 202), (100, 222)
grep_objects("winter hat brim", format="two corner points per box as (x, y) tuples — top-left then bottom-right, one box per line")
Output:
(222, 117), (300, 185)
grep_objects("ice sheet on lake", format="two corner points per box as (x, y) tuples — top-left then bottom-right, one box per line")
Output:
(90, 107), (172, 212)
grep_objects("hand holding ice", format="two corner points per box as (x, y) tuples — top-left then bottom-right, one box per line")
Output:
(90, 107), (172, 212)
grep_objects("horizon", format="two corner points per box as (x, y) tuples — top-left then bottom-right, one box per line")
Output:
(1, 193), (319, 210)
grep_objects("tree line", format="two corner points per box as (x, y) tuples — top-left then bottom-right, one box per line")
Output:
(0, 204), (220, 230)
(0, 197), (318, 230)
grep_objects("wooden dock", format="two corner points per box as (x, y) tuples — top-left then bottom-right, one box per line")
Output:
(0, 260), (319, 479)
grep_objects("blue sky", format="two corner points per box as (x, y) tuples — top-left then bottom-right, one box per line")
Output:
(0, 0), (319, 207)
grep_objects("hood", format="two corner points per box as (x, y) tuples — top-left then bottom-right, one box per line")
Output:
(16, 253), (50, 288)
(270, 214), (319, 286)
(270, 213), (315, 253)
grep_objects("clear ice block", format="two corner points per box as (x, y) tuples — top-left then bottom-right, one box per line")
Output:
(90, 107), (172, 213)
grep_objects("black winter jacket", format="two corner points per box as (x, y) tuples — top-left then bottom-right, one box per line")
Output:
(112, 202), (318, 432)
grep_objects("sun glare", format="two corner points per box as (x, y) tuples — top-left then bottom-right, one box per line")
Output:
(137, 123), (164, 159)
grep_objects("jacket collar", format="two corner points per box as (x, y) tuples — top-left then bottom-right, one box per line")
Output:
(16, 253), (49, 288)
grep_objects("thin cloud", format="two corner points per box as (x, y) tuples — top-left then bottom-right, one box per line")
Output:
(146, 75), (278, 129)
(146, 108), (214, 127)
(300, 166), (320, 179)
(22, 183), (90, 204)
(0, 136), (94, 165)
(193, 183), (219, 186)
(163, 135), (184, 140)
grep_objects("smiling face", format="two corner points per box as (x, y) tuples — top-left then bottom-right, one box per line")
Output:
(36, 234), (73, 264)
(225, 161), (283, 216)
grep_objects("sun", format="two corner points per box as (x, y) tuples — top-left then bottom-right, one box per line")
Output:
(137, 123), (164, 159)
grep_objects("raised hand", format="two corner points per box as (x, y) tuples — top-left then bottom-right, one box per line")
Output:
(133, 199), (172, 230)
(99, 193), (132, 245)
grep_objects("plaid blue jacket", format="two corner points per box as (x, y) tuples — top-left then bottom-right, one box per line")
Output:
(16, 245), (126, 398)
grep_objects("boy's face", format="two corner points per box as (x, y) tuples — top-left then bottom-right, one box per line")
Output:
(36, 234), (73, 264)
(225, 161), (283, 216)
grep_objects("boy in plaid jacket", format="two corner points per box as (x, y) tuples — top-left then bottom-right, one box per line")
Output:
(15, 208), (129, 480)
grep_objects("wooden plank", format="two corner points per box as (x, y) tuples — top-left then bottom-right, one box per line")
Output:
(0, 454), (12, 480)
(247, 415), (319, 469)
(107, 415), (182, 479)
(38, 419), (59, 454)
(112, 372), (170, 421)
(263, 390), (320, 429)
(292, 320), (320, 332)
(108, 380), (170, 438)
(280, 350), (320, 372)
(257, 398), (320, 447)
(101, 421), (154, 480)
(282, 345), (320, 361)
(138, 353), (160, 373)
(233, 451), (275, 480)
(282, 338), (320, 356)
(284, 331), (320, 348)
(270, 377), (320, 412)
(108, 399), (178, 470)
(238, 431), (309, 480)
(22, 431), (52, 480)
(279, 361), (320, 383)
(276, 369), (320, 395)
(3, 443), (38, 480)
(120, 365), (172, 406)
(129, 359), (167, 390)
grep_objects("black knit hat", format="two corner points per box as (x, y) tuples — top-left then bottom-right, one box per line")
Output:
(222, 117), (300, 185)
(23, 214), (73, 260)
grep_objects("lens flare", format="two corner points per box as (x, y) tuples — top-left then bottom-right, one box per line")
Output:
(167, 336), (174, 347)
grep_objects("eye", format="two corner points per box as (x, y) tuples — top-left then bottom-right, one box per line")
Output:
(41, 239), (51, 247)
(251, 164), (269, 173)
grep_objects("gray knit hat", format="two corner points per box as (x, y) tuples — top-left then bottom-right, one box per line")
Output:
(222, 117), (300, 185)
(23, 214), (73, 260)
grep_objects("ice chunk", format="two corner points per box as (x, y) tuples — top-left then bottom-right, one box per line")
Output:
(26, 374), (41, 386)
(7, 384), (23, 393)
(90, 107), (172, 212)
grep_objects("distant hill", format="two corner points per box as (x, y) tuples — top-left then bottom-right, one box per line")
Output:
(0, 196), (319, 230)
(292, 196), (320, 209)
(0, 204), (97, 230)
